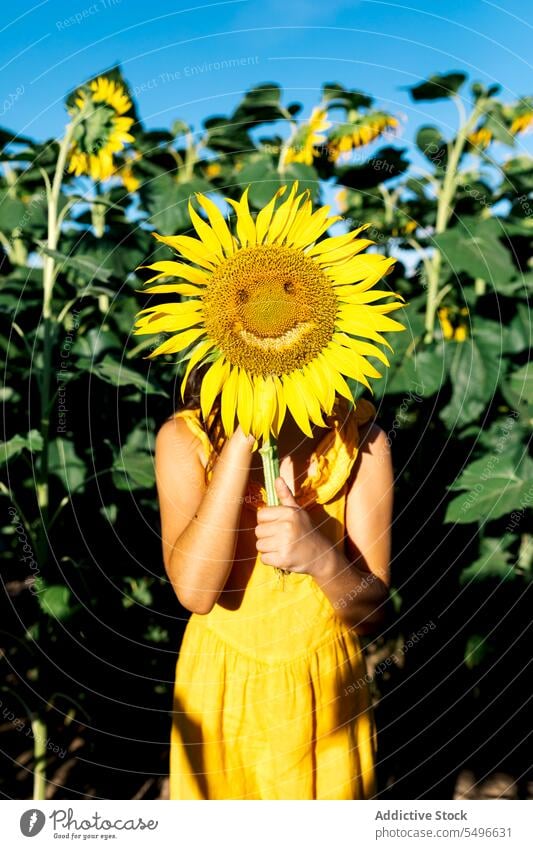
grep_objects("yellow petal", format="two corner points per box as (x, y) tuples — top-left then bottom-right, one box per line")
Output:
(180, 339), (215, 400)
(153, 233), (216, 270)
(188, 199), (225, 258)
(282, 373), (313, 437)
(236, 367), (254, 436)
(221, 366), (239, 436)
(271, 374), (287, 438)
(302, 361), (333, 415)
(283, 197), (313, 246)
(337, 288), (403, 305)
(326, 343), (377, 388)
(313, 239), (374, 266)
(305, 226), (370, 257)
(336, 316), (393, 349)
(226, 186), (256, 247)
(327, 254), (394, 286)
(308, 358), (336, 413)
(147, 327), (206, 357)
(291, 369), (326, 427)
(317, 352), (355, 402)
(255, 186), (287, 244)
(251, 375), (277, 442)
(200, 356), (230, 420)
(134, 311), (202, 335)
(340, 305), (406, 332)
(265, 181), (300, 243)
(136, 301), (202, 318)
(332, 332), (390, 367)
(195, 193), (234, 257)
(291, 205), (341, 249)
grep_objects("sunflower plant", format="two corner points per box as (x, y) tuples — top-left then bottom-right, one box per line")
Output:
(67, 76), (135, 181)
(134, 182), (407, 578)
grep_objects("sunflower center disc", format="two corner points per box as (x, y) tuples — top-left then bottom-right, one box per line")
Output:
(202, 244), (338, 376)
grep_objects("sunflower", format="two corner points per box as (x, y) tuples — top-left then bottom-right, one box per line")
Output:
(134, 183), (406, 443)
(438, 306), (469, 342)
(510, 110), (533, 135)
(467, 126), (492, 150)
(281, 107), (330, 167)
(68, 76), (135, 181)
(328, 113), (399, 162)
(115, 150), (142, 193)
(205, 161), (222, 179)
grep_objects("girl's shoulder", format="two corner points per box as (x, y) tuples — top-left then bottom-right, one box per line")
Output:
(171, 406), (217, 468)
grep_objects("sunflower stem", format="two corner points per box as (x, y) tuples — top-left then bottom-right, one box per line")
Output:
(424, 97), (486, 344)
(259, 437), (280, 506)
(258, 437), (290, 587)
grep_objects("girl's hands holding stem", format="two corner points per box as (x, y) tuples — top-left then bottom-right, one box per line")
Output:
(255, 477), (331, 577)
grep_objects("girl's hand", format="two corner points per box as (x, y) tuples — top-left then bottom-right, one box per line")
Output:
(255, 477), (332, 576)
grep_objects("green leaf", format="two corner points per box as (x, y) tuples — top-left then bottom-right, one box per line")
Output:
(407, 72), (467, 101)
(282, 163), (319, 200)
(416, 126), (448, 167)
(501, 361), (533, 425)
(445, 451), (533, 524)
(123, 576), (153, 608)
(203, 116), (254, 154)
(0, 430), (43, 466)
(338, 146), (409, 190)
(321, 83), (372, 110)
(112, 427), (155, 491)
(232, 84), (286, 126)
(0, 190), (25, 231)
(433, 217), (514, 287)
(143, 175), (212, 234)
(48, 439), (86, 493)
(459, 536), (516, 584)
(34, 581), (76, 621)
(37, 245), (113, 283)
(237, 158), (281, 208)
(483, 105), (515, 146)
(92, 356), (168, 396)
(464, 634), (489, 669)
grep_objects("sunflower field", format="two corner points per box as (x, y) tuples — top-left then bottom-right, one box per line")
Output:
(1, 67), (531, 800)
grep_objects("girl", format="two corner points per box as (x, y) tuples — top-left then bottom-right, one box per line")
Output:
(156, 363), (394, 800)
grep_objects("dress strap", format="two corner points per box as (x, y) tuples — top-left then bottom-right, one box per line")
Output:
(174, 408), (215, 470)
(300, 397), (376, 506)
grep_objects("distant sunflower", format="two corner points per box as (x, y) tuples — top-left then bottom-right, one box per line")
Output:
(510, 110), (533, 136)
(115, 151), (142, 193)
(467, 126), (492, 150)
(281, 107), (330, 167)
(134, 183), (406, 442)
(68, 76), (135, 181)
(438, 306), (469, 342)
(328, 113), (399, 162)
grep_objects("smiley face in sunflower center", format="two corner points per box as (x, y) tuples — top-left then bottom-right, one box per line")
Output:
(202, 245), (338, 375)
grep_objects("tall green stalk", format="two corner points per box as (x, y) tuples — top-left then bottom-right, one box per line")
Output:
(424, 98), (486, 343)
(31, 714), (47, 800)
(33, 122), (75, 800)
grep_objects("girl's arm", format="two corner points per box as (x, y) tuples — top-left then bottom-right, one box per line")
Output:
(155, 416), (255, 614)
(255, 421), (393, 634)
(313, 420), (393, 633)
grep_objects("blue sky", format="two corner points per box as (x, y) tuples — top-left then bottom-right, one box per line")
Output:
(1, 0), (532, 160)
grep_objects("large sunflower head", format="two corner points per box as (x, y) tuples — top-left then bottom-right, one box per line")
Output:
(67, 76), (135, 181)
(134, 182), (407, 442)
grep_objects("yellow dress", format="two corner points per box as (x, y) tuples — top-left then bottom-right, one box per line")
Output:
(169, 398), (377, 800)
